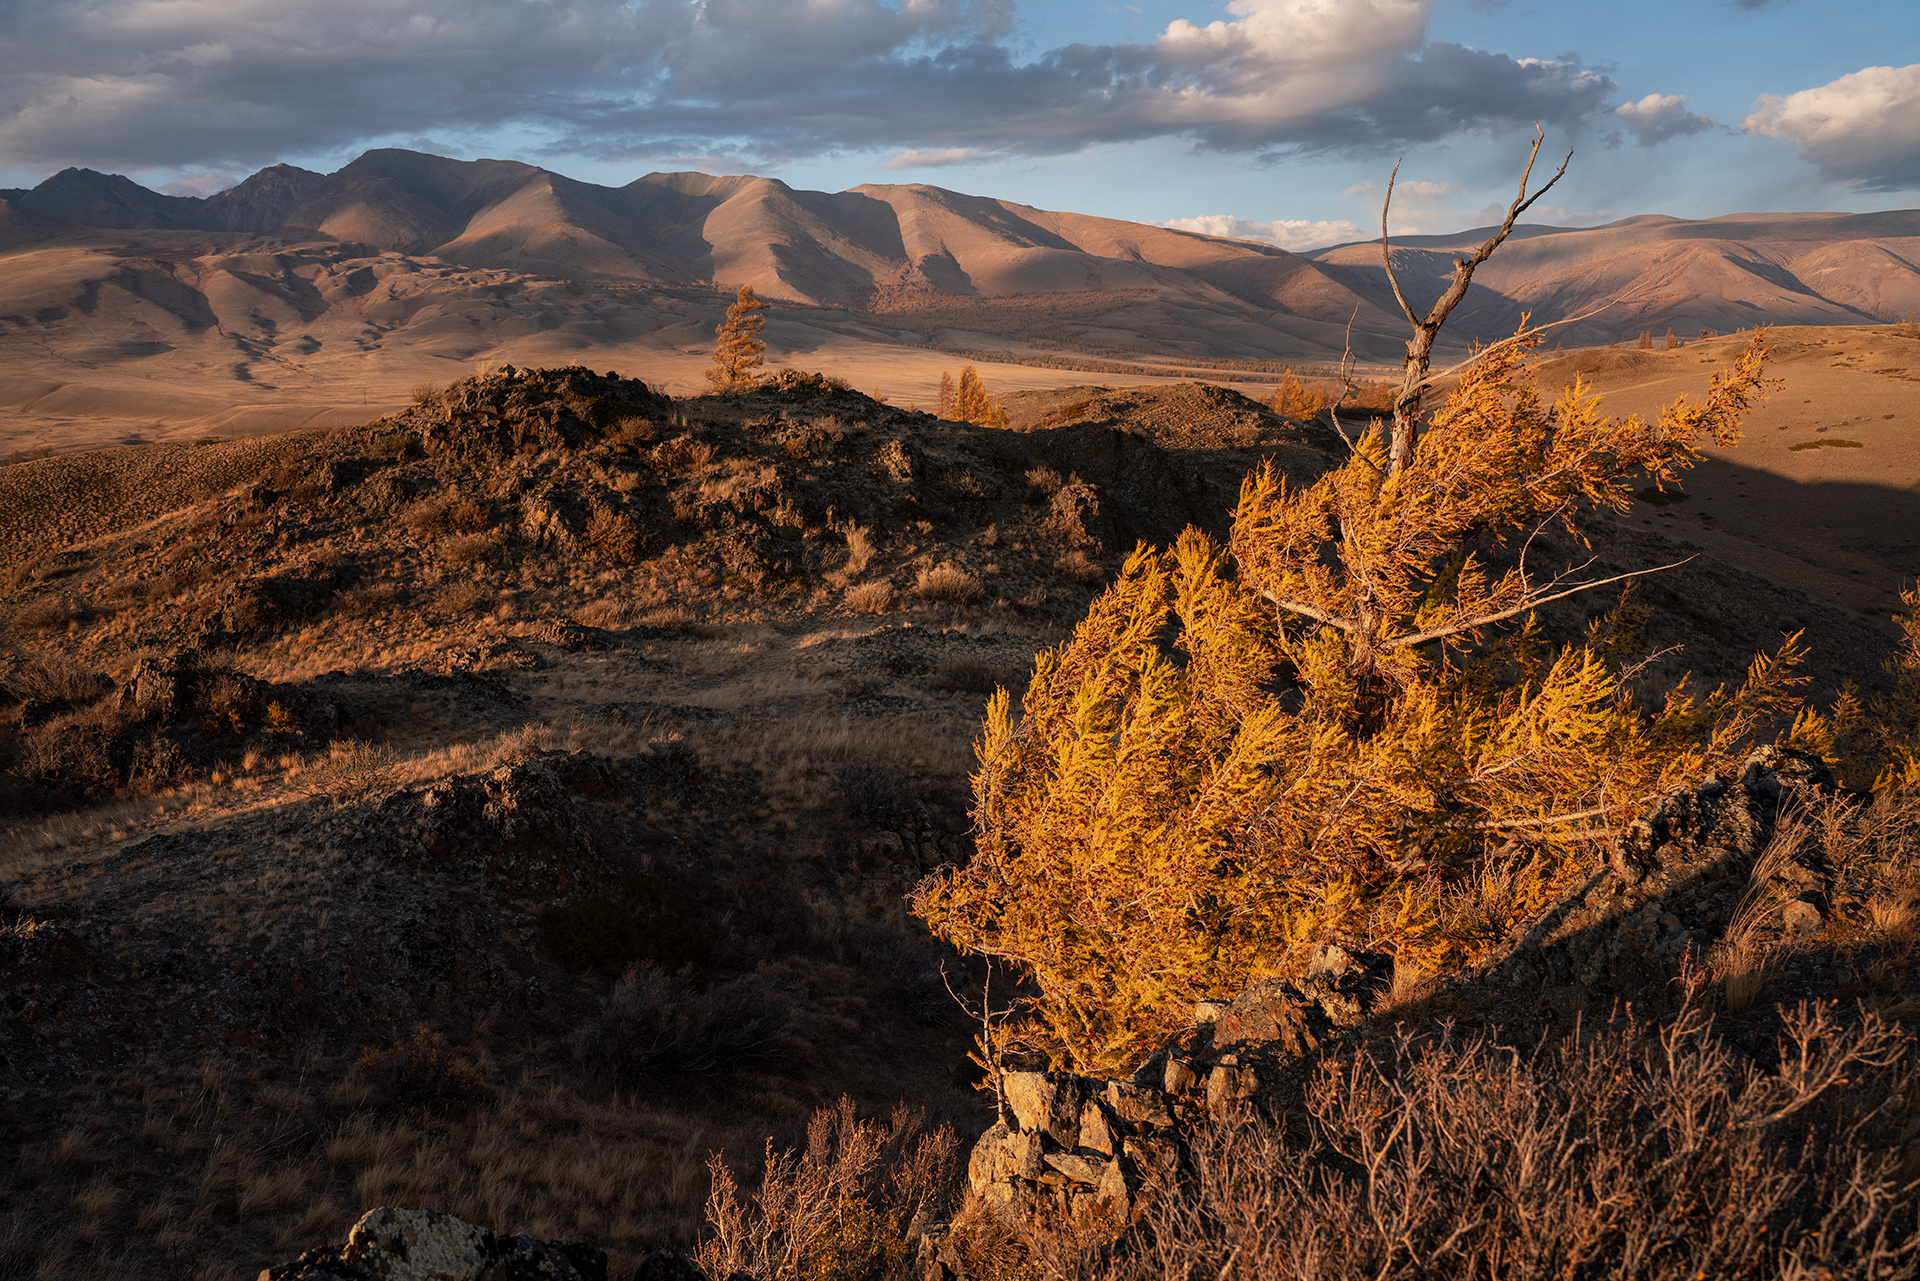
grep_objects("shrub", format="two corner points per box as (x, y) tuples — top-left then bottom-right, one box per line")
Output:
(650, 436), (716, 476)
(435, 582), (492, 616)
(12, 597), (79, 633)
(584, 506), (644, 563)
(337, 582), (401, 618)
(443, 532), (500, 567)
(571, 961), (790, 1083)
(351, 1027), (488, 1119)
(698, 1098), (961, 1281)
(914, 565), (981, 606)
(410, 381), (440, 405)
(845, 581), (893, 614)
(2, 658), (111, 707)
(1085, 1003), (1920, 1281)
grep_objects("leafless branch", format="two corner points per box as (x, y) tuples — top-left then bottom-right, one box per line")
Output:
(1384, 557), (1696, 650)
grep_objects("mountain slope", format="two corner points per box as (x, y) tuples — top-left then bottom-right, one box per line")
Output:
(1309, 210), (1920, 343)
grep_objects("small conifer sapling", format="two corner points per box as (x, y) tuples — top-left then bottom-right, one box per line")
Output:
(706, 285), (767, 392)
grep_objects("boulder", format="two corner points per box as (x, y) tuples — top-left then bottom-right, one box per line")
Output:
(259, 1206), (606, 1281)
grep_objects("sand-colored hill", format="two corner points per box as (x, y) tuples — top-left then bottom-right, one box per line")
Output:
(1311, 210), (1920, 345)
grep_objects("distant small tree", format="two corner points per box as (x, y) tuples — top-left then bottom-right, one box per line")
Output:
(937, 369), (955, 418)
(706, 285), (767, 392)
(1637, 330), (1655, 350)
(1268, 369), (1326, 419)
(1665, 328), (1682, 350)
(949, 365), (1008, 429)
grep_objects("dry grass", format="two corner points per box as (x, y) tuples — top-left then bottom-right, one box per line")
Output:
(914, 565), (981, 606)
(844, 525), (876, 580)
(1052, 550), (1104, 584)
(968, 1002), (1920, 1281)
(698, 1098), (960, 1281)
(845, 581), (893, 614)
(651, 437), (715, 476)
(435, 582), (494, 617)
(12, 596), (81, 633)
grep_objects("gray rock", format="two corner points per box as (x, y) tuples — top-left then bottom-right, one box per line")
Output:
(259, 1206), (606, 1281)
(1002, 1071), (1086, 1148)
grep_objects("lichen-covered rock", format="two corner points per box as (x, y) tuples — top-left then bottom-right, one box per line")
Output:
(258, 1206), (606, 1281)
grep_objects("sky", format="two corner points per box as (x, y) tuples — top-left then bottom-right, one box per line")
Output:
(0, 0), (1916, 251)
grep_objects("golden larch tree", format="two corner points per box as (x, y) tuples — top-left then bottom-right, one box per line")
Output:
(915, 135), (1799, 1073)
(706, 285), (767, 391)
(949, 364), (1008, 429)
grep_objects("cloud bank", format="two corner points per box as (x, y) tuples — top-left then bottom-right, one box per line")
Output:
(0, 0), (1632, 173)
(1160, 213), (1364, 252)
(1745, 64), (1920, 191)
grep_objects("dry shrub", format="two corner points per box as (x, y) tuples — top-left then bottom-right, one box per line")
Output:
(846, 581), (893, 614)
(3, 657), (111, 706)
(1053, 550), (1105, 584)
(410, 381), (440, 405)
(585, 506), (644, 564)
(914, 565), (980, 606)
(337, 582), (401, 618)
(609, 413), (660, 446)
(1076, 1002), (1920, 1281)
(436, 582), (493, 617)
(352, 1027), (488, 1119)
(407, 497), (491, 537)
(19, 705), (127, 787)
(650, 436), (715, 476)
(12, 596), (79, 633)
(572, 961), (791, 1084)
(698, 1098), (960, 1281)
(443, 533), (500, 567)
(1025, 466), (1065, 500)
(845, 525), (876, 579)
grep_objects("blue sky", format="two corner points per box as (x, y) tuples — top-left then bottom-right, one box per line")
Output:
(1, 0), (1915, 249)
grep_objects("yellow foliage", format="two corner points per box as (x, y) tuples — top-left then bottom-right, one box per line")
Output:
(950, 364), (1009, 429)
(706, 284), (767, 391)
(914, 329), (1799, 1072)
(1268, 369), (1326, 419)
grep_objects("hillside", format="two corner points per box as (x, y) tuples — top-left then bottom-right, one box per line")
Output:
(1310, 209), (1920, 346)
(7, 151), (1920, 465)
(2, 351), (1917, 1276)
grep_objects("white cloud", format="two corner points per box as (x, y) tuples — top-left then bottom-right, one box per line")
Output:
(1744, 64), (1920, 191)
(882, 147), (996, 169)
(1344, 178), (1462, 204)
(1613, 93), (1715, 145)
(1161, 213), (1364, 252)
(156, 169), (242, 196)
(0, 0), (1619, 173)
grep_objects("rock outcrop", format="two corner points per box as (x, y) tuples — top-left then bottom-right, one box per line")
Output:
(962, 941), (1393, 1224)
(260, 1207), (606, 1281)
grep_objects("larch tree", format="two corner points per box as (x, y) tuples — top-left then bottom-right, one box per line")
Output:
(914, 134), (1797, 1073)
(706, 285), (767, 392)
(938, 369), (956, 419)
(949, 364), (1009, 429)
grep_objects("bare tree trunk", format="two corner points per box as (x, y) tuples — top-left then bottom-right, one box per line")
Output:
(1383, 129), (1571, 477)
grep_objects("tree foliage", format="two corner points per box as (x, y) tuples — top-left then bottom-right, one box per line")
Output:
(949, 364), (1009, 429)
(707, 284), (767, 392)
(914, 329), (1798, 1073)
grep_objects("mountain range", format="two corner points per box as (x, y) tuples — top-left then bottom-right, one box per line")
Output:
(3, 148), (1919, 452)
